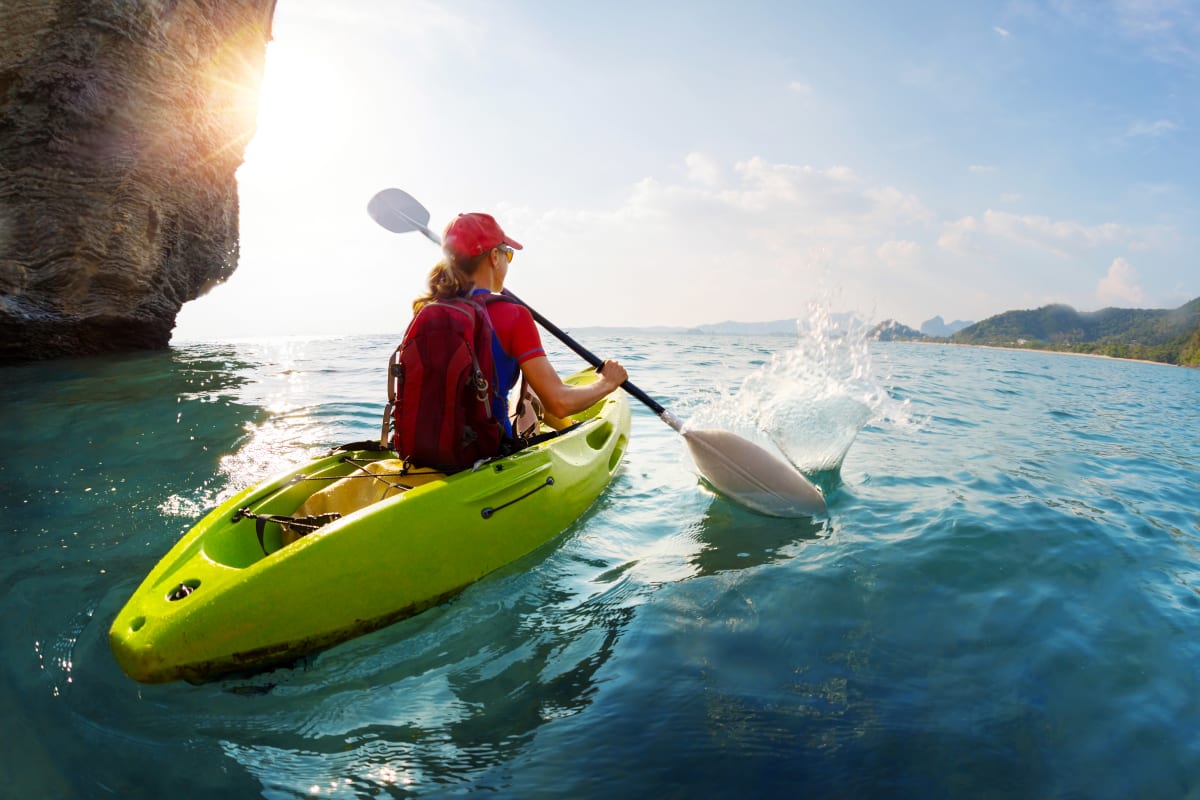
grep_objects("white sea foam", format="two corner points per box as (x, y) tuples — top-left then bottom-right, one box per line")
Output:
(690, 302), (915, 475)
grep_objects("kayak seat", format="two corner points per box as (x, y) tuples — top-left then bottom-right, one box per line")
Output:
(285, 459), (445, 543)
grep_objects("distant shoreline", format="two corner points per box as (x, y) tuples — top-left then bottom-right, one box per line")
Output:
(904, 339), (1182, 368)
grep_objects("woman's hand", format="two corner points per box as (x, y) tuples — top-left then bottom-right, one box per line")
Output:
(597, 359), (628, 390)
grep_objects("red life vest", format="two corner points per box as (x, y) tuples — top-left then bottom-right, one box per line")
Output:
(384, 296), (507, 471)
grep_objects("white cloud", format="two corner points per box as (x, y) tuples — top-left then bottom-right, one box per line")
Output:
(937, 215), (982, 256)
(969, 164), (997, 174)
(1123, 119), (1180, 139)
(993, 25), (1011, 37)
(787, 80), (814, 95)
(937, 210), (1129, 258)
(186, 133), (1187, 339)
(989, 210), (1126, 249)
(507, 154), (950, 326)
(877, 240), (922, 267)
(685, 152), (722, 187)
(864, 186), (935, 225)
(1051, 0), (1200, 64)
(1113, 1), (1200, 64)
(1096, 257), (1146, 306)
(726, 158), (862, 215)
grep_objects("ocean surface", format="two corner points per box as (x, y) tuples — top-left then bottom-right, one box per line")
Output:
(2, 321), (1198, 799)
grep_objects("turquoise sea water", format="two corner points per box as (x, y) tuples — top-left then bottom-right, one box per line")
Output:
(2, 326), (1198, 798)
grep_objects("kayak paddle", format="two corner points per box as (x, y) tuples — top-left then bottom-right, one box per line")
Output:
(367, 188), (827, 517)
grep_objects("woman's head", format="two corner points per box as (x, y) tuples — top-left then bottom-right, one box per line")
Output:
(442, 213), (523, 259)
(412, 213), (523, 313)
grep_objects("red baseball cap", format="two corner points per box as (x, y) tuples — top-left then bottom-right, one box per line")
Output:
(442, 213), (524, 258)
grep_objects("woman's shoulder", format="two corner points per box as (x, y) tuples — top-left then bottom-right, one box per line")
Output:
(481, 295), (533, 323)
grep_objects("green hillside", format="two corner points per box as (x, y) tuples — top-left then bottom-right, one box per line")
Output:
(951, 297), (1200, 366)
(870, 320), (925, 341)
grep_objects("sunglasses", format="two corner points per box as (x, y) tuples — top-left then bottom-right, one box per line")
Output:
(496, 245), (514, 263)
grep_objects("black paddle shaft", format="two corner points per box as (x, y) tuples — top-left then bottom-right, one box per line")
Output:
(502, 289), (667, 417)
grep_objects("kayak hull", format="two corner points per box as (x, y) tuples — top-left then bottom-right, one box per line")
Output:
(109, 373), (630, 683)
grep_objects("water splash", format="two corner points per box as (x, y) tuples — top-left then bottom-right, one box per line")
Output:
(690, 303), (911, 481)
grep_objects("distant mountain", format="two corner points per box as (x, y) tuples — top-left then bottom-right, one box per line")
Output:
(574, 298), (1200, 367)
(921, 315), (974, 337)
(951, 297), (1200, 366)
(870, 320), (926, 341)
(688, 319), (799, 336)
(871, 315), (973, 341)
(579, 314), (876, 338)
(572, 325), (692, 336)
(575, 319), (800, 337)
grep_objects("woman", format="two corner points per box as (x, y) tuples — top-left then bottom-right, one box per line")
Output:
(413, 211), (628, 433)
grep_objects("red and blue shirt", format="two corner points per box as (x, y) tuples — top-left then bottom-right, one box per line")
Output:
(473, 290), (545, 433)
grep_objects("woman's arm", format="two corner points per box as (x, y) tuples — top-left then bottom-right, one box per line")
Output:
(518, 355), (628, 418)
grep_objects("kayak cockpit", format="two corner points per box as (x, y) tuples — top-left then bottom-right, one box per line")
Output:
(198, 453), (447, 569)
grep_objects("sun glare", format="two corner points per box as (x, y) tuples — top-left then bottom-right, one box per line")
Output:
(243, 38), (355, 170)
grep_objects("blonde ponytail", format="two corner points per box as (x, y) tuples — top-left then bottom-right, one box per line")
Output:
(411, 252), (490, 314)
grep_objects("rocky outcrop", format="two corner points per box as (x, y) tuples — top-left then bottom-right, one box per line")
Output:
(0, 0), (276, 362)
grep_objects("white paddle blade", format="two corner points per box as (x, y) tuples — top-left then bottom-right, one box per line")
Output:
(367, 188), (432, 235)
(683, 428), (827, 517)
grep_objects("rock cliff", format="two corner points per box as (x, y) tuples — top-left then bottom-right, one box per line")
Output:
(0, 0), (276, 362)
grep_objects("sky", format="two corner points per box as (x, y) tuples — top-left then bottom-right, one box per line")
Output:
(173, 0), (1200, 341)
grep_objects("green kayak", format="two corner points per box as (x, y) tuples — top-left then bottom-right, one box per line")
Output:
(110, 370), (630, 683)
